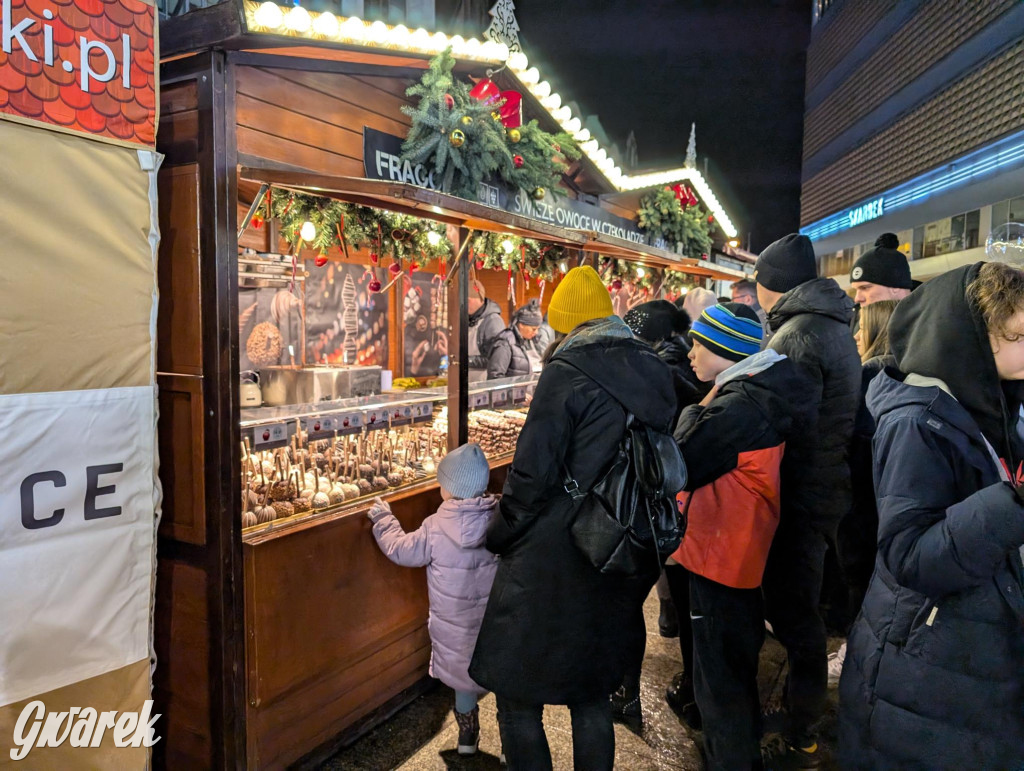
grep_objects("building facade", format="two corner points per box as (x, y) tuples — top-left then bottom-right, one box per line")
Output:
(801, 0), (1024, 284)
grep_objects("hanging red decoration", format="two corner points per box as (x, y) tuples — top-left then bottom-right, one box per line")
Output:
(368, 278), (383, 293)
(469, 78), (500, 103)
(707, 215), (714, 224)
(513, 154), (524, 168)
(388, 262), (402, 276)
(476, 260), (484, 270)
(611, 279), (623, 291)
(701, 253), (709, 260)
(410, 261), (420, 273)
(251, 213), (264, 229)
(688, 190), (698, 207)
(443, 93), (455, 110)
(314, 255), (329, 267)
(370, 252), (379, 264)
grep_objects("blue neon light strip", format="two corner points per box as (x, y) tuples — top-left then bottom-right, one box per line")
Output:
(801, 128), (1024, 242)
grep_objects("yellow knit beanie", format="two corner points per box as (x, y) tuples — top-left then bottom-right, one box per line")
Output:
(547, 265), (615, 334)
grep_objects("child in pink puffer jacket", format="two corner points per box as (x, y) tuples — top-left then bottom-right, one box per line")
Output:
(368, 442), (499, 757)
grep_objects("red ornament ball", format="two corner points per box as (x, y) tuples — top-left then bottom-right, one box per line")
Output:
(444, 93), (455, 110)
(314, 255), (329, 267)
(410, 261), (420, 272)
(707, 215), (714, 223)
(513, 154), (524, 168)
(251, 213), (264, 230)
(476, 260), (484, 270)
(388, 262), (402, 276)
(701, 253), (709, 260)
(368, 278), (383, 293)
(370, 252), (379, 264)
(611, 279), (623, 291)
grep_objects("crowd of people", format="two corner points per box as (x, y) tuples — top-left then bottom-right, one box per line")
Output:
(368, 233), (1024, 771)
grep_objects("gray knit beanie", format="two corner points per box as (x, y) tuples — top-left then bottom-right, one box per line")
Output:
(437, 443), (490, 499)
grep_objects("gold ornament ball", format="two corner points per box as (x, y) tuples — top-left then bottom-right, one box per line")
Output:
(449, 129), (466, 148)
(460, 115), (474, 126)
(508, 128), (521, 143)
(532, 187), (546, 200)
(491, 111), (502, 121)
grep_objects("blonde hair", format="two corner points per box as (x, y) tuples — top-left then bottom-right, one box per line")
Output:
(968, 262), (1024, 341)
(683, 288), (718, 321)
(859, 300), (897, 363)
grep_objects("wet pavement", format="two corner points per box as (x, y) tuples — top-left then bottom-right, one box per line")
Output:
(321, 593), (841, 770)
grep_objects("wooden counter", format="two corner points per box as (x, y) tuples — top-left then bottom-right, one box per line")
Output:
(243, 463), (509, 769)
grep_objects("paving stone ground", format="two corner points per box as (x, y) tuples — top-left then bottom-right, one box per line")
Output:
(322, 593), (842, 770)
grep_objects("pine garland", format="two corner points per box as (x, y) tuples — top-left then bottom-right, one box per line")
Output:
(471, 232), (567, 281)
(401, 49), (512, 199)
(402, 49), (579, 201)
(269, 192), (452, 263)
(637, 187), (713, 260)
(498, 120), (580, 197)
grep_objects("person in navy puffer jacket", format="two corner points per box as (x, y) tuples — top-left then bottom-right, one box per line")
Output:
(369, 443), (499, 757)
(839, 262), (1024, 769)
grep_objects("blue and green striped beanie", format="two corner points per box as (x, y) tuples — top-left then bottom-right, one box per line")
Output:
(690, 302), (763, 362)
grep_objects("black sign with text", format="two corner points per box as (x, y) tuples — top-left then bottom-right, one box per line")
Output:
(362, 127), (666, 249)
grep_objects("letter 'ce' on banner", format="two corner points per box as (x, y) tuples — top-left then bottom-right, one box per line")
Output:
(0, 0), (157, 147)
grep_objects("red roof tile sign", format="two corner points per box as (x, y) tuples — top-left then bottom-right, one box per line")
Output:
(1, 0), (156, 146)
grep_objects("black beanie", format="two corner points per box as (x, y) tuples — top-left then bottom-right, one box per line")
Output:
(849, 233), (913, 289)
(623, 300), (689, 342)
(755, 234), (818, 293)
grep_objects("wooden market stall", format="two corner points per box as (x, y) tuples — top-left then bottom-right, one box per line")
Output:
(153, 5), (744, 769)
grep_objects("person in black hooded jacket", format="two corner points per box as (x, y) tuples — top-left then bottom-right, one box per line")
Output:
(753, 234), (861, 763)
(470, 267), (676, 771)
(839, 262), (1024, 769)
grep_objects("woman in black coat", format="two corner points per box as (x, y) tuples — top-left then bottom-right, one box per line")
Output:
(470, 267), (676, 771)
(839, 263), (1024, 768)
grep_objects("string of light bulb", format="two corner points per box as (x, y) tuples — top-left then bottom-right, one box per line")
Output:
(244, 0), (738, 238)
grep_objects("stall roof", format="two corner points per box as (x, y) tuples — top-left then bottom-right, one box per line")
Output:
(239, 168), (746, 281)
(162, 1), (740, 238)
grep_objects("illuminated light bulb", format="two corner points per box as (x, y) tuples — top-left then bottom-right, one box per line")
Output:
(368, 20), (388, 44)
(728, 239), (739, 248)
(300, 221), (316, 242)
(507, 51), (528, 71)
(285, 3), (311, 32)
(581, 139), (599, 153)
(313, 11), (339, 37)
(410, 27), (430, 51)
(493, 42), (510, 60)
(563, 117), (581, 134)
(387, 24), (409, 46)
(520, 67), (540, 85)
(559, 261), (569, 273)
(574, 127), (591, 142)
(532, 80), (551, 99)
(680, 286), (689, 295)
(448, 34), (466, 54)
(254, 1), (283, 29)
(464, 38), (482, 57)
(542, 92), (561, 110)
(592, 148), (607, 163)
(635, 267), (646, 279)
(340, 16), (366, 41)
(554, 106), (572, 122)
(428, 31), (449, 52)
(426, 231), (442, 246)
(501, 238), (515, 254)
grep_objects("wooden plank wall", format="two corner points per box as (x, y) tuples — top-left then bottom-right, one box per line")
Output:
(235, 66), (414, 175)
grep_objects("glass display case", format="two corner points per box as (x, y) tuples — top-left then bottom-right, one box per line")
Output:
(238, 374), (540, 534)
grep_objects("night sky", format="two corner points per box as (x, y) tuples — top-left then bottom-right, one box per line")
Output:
(514, 0), (812, 252)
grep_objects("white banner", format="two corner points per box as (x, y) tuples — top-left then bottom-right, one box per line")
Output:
(0, 387), (156, 707)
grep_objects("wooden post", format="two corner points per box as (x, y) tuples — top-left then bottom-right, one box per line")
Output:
(446, 225), (469, 449)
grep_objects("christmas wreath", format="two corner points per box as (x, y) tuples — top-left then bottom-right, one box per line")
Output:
(637, 187), (713, 260)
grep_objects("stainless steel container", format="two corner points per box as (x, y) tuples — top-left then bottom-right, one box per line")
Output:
(260, 366), (382, 406)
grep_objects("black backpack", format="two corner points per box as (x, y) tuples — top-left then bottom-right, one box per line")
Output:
(563, 412), (688, 577)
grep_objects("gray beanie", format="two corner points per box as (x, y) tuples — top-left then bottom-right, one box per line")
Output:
(515, 298), (543, 327)
(437, 443), (490, 499)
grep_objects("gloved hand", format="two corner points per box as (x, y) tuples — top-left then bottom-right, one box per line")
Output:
(367, 497), (390, 523)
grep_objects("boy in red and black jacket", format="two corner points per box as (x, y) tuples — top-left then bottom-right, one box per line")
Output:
(665, 302), (808, 770)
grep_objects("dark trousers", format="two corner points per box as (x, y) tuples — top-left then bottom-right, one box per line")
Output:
(761, 519), (828, 742)
(496, 696), (613, 771)
(664, 563), (694, 678)
(690, 573), (765, 770)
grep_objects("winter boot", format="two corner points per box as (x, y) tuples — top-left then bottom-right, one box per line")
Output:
(454, 706), (479, 756)
(611, 679), (642, 731)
